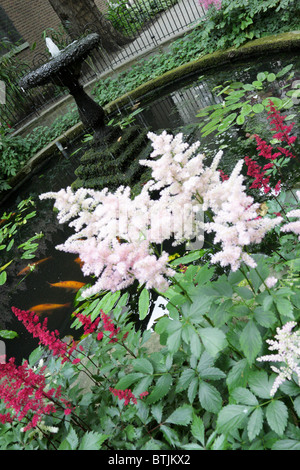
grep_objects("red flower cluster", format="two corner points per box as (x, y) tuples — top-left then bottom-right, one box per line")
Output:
(267, 100), (297, 147)
(244, 156), (272, 194)
(101, 312), (121, 343)
(73, 311), (101, 338)
(11, 307), (78, 364)
(0, 358), (73, 431)
(218, 169), (229, 181)
(109, 387), (148, 406)
(244, 100), (297, 194)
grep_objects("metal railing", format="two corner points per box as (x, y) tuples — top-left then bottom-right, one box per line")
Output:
(0, 0), (205, 130)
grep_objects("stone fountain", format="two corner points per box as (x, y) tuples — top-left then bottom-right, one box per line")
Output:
(19, 33), (107, 143)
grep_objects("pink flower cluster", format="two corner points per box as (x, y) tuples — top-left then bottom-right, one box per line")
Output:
(109, 387), (149, 406)
(199, 0), (222, 10)
(11, 307), (78, 364)
(41, 128), (286, 284)
(0, 358), (73, 431)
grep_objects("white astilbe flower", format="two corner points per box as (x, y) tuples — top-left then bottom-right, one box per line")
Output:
(257, 321), (300, 396)
(205, 160), (282, 271)
(39, 131), (284, 295)
(281, 190), (300, 241)
(265, 276), (278, 288)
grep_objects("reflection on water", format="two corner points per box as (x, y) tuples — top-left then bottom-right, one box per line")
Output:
(1, 52), (299, 363)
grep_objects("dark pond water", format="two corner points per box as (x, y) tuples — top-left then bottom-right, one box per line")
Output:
(1, 51), (299, 363)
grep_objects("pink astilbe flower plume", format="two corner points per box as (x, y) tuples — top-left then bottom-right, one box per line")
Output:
(11, 307), (79, 364)
(200, 0), (222, 10)
(0, 358), (73, 430)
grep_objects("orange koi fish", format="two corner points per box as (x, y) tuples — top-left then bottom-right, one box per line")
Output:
(29, 302), (71, 315)
(17, 256), (52, 276)
(48, 281), (86, 292)
(74, 257), (84, 268)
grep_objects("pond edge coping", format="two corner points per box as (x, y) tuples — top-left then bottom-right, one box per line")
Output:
(1, 30), (300, 206)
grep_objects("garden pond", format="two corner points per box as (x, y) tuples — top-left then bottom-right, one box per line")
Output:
(1, 51), (299, 364)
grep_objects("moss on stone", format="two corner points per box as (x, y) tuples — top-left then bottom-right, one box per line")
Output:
(105, 31), (300, 114)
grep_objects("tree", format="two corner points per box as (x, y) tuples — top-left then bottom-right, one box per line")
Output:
(48, 0), (133, 53)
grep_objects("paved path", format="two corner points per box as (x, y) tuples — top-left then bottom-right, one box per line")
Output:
(98, 0), (206, 74)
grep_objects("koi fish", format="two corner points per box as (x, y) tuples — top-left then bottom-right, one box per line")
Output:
(48, 281), (86, 292)
(17, 256), (52, 276)
(74, 257), (84, 268)
(29, 302), (71, 315)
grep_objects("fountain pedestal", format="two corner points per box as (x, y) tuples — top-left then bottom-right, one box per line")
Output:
(19, 33), (107, 144)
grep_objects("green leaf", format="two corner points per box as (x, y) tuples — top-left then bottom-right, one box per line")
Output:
(78, 431), (108, 450)
(257, 72), (266, 81)
(176, 368), (195, 392)
(169, 250), (205, 266)
(248, 370), (273, 399)
(0, 329), (18, 339)
(252, 103), (264, 113)
(99, 291), (121, 315)
(189, 329), (202, 358)
(191, 414), (205, 446)
(66, 427), (79, 450)
(231, 387), (258, 406)
(147, 374), (172, 404)
(274, 296), (294, 319)
(166, 405), (193, 426)
(115, 373), (145, 390)
(199, 367), (226, 381)
(276, 64), (293, 77)
(198, 381), (222, 413)
(151, 403), (163, 423)
(199, 327), (227, 357)
(193, 263), (215, 285)
(236, 114), (245, 125)
(267, 73), (276, 82)
(234, 286), (253, 300)
(217, 405), (251, 435)
(0, 271), (7, 286)
(294, 396), (300, 418)
(247, 407), (264, 441)
(272, 440), (300, 450)
(188, 377), (199, 404)
(58, 439), (72, 450)
(132, 358), (153, 375)
(241, 103), (252, 115)
(28, 346), (44, 366)
(226, 359), (251, 391)
(160, 425), (180, 448)
(138, 288), (150, 320)
(266, 400), (288, 436)
(239, 320), (262, 365)
(167, 328), (182, 353)
(254, 306), (277, 328)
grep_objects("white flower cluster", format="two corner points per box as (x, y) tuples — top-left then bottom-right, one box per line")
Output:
(281, 190), (300, 241)
(257, 321), (300, 396)
(40, 131), (285, 296)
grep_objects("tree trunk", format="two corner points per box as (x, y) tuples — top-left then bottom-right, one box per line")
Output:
(48, 0), (133, 53)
